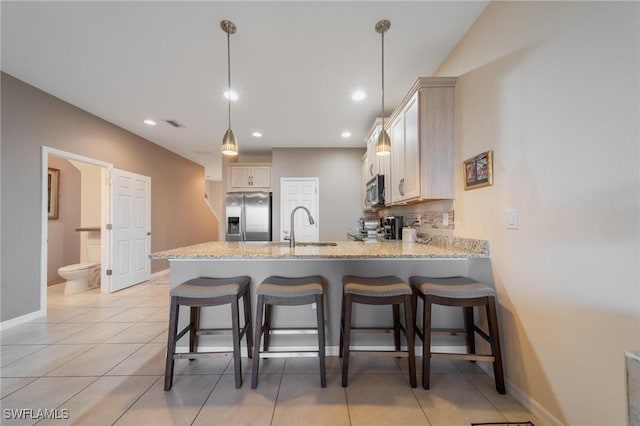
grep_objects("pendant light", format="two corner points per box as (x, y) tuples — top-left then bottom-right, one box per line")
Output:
(221, 20), (238, 156)
(375, 19), (391, 156)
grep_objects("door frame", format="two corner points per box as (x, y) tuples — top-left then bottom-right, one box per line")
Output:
(40, 147), (113, 313)
(279, 177), (319, 242)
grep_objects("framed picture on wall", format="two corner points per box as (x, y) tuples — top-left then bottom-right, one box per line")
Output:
(463, 150), (493, 190)
(48, 167), (60, 219)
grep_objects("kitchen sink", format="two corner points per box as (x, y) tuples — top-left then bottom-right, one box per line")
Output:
(243, 241), (290, 247)
(243, 241), (337, 247)
(296, 242), (338, 247)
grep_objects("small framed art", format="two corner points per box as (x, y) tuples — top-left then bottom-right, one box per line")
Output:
(48, 167), (60, 219)
(463, 150), (493, 190)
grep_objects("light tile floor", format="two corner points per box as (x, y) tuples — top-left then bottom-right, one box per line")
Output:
(1, 275), (542, 426)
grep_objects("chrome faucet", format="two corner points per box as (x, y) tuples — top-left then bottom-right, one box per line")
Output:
(289, 206), (315, 248)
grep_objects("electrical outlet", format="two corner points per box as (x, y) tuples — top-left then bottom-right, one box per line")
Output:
(443, 213), (449, 226)
(311, 303), (317, 310)
(506, 209), (519, 230)
(461, 212), (469, 227)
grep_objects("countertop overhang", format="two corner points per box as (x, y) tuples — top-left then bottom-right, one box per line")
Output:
(150, 240), (488, 260)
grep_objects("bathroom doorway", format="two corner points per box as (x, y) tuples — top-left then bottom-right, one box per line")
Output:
(42, 148), (111, 308)
(41, 147), (152, 314)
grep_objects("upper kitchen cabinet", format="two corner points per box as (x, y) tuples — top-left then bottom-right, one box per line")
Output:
(228, 164), (271, 191)
(388, 77), (456, 204)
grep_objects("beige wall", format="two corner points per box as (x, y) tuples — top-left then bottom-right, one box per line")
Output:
(272, 148), (364, 241)
(46, 157), (81, 285)
(1, 73), (218, 321)
(436, 2), (639, 424)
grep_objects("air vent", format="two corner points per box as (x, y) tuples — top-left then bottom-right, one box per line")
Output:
(165, 119), (185, 128)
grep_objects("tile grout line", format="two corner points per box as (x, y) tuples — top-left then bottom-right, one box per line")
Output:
(269, 359), (287, 426)
(190, 371), (225, 425)
(108, 375), (162, 426)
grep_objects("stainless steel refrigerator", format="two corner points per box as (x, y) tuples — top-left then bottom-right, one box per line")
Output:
(225, 192), (272, 241)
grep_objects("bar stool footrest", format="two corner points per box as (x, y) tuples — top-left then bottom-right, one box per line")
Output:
(348, 350), (409, 358)
(431, 352), (495, 362)
(259, 351), (320, 358)
(173, 351), (234, 360)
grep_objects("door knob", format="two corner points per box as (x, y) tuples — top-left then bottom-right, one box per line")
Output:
(147, 232), (152, 236)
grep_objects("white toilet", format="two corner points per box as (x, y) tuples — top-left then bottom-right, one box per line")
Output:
(58, 244), (101, 294)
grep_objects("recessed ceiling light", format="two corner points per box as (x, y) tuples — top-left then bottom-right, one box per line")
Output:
(252, 132), (263, 138)
(341, 131), (352, 138)
(352, 90), (366, 101)
(143, 119), (157, 126)
(224, 90), (238, 100)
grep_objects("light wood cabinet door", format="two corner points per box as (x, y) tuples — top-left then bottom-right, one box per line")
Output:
(390, 114), (405, 203)
(230, 166), (252, 188)
(402, 94), (420, 200)
(229, 165), (271, 190)
(249, 166), (271, 188)
(390, 93), (420, 204)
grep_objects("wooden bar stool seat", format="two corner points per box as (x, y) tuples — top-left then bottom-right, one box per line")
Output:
(410, 276), (505, 393)
(164, 276), (253, 391)
(340, 275), (417, 388)
(251, 275), (326, 389)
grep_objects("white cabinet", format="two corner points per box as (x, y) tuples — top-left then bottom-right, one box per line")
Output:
(228, 165), (271, 191)
(387, 77), (456, 205)
(390, 94), (420, 203)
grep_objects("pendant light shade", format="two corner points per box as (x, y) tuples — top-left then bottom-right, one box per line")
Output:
(221, 20), (238, 156)
(375, 19), (391, 156)
(221, 129), (238, 156)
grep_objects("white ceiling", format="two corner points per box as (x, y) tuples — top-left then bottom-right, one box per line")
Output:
(1, 1), (487, 180)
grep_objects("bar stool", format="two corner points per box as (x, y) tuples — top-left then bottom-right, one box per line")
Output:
(251, 276), (326, 388)
(410, 276), (505, 393)
(340, 275), (416, 388)
(164, 276), (253, 391)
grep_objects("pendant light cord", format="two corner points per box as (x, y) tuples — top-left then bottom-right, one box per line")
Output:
(227, 31), (232, 130)
(381, 29), (385, 129)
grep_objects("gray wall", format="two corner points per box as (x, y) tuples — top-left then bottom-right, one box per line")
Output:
(1, 73), (218, 322)
(47, 157), (81, 285)
(272, 148), (364, 241)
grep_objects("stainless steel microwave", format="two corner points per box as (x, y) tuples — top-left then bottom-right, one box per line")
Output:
(365, 175), (385, 208)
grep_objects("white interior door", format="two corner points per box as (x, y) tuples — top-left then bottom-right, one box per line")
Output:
(280, 178), (319, 242)
(110, 169), (151, 292)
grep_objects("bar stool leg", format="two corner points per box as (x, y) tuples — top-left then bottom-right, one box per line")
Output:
(263, 304), (272, 351)
(189, 306), (200, 360)
(339, 293), (346, 358)
(315, 293), (326, 388)
(393, 304), (401, 351)
(404, 294), (417, 388)
(230, 296), (242, 389)
(487, 298), (506, 394)
(464, 306), (476, 358)
(164, 297), (179, 391)
(242, 288), (253, 358)
(251, 295), (265, 389)
(422, 295), (433, 390)
(341, 293), (353, 387)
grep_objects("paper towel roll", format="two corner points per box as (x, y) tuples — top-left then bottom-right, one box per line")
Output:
(402, 227), (417, 242)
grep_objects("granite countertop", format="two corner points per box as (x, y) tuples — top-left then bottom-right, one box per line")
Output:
(150, 240), (489, 260)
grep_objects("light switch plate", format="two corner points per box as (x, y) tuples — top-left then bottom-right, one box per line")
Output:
(506, 209), (519, 230)
(461, 212), (468, 227)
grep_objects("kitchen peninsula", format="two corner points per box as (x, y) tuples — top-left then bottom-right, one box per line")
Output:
(151, 239), (491, 352)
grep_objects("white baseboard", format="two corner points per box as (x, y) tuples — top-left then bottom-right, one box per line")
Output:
(0, 309), (45, 331)
(477, 362), (564, 426)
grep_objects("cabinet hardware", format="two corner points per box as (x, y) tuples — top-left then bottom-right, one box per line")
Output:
(369, 164), (374, 176)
